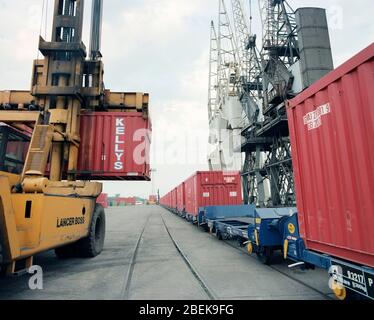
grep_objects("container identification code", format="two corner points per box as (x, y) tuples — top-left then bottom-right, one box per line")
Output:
(224, 177), (235, 183)
(303, 103), (331, 131)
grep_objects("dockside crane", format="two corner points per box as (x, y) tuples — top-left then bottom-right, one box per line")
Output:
(207, 0), (245, 172)
(228, 0), (268, 206)
(240, 0), (334, 206)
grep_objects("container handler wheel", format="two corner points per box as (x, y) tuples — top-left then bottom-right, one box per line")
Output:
(54, 204), (106, 259)
(75, 204), (106, 258)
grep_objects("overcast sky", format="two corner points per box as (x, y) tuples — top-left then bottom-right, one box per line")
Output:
(0, 0), (373, 198)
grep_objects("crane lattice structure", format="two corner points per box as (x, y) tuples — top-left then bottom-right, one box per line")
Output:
(208, 0), (334, 206)
(230, 0), (262, 123)
(256, 0), (300, 206)
(208, 0), (243, 171)
(241, 0), (300, 206)
(208, 21), (219, 121)
(209, 0), (333, 205)
(217, 0), (240, 105)
(226, 0), (266, 205)
(260, 0), (299, 66)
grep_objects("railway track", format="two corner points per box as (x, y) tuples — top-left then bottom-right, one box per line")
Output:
(122, 208), (332, 300)
(220, 238), (334, 300)
(163, 211), (332, 300)
(121, 214), (152, 300)
(121, 213), (217, 300)
(160, 214), (217, 300)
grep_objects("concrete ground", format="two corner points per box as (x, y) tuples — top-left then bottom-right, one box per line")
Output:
(0, 206), (334, 300)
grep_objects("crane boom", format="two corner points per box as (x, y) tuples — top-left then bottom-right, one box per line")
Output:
(230, 0), (250, 81)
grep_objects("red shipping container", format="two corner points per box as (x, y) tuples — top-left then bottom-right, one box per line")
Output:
(117, 197), (136, 206)
(288, 43), (374, 268)
(168, 192), (172, 208)
(177, 182), (185, 212)
(161, 192), (170, 208)
(171, 188), (178, 210)
(77, 112), (151, 181)
(184, 171), (242, 218)
(165, 192), (172, 209)
(161, 194), (167, 207)
(97, 193), (108, 208)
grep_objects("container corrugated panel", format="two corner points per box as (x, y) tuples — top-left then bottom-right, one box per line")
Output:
(160, 196), (166, 206)
(167, 192), (172, 208)
(177, 183), (185, 212)
(184, 171), (243, 217)
(171, 188), (178, 210)
(168, 192), (172, 208)
(161, 192), (171, 208)
(162, 193), (168, 208)
(164, 193), (169, 208)
(77, 112), (151, 181)
(288, 43), (374, 268)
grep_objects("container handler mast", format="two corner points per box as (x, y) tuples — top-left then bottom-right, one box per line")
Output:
(0, 0), (149, 274)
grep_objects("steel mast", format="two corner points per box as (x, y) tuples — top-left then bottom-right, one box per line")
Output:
(208, 0), (242, 171)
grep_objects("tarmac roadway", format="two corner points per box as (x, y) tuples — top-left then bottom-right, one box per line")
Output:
(0, 205), (336, 300)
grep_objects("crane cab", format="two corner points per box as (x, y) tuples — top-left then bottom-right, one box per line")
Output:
(0, 125), (30, 175)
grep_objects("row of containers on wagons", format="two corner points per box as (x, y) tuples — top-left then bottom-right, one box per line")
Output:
(160, 43), (374, 301)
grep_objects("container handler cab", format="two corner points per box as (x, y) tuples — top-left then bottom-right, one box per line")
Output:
(0, 0), (149, 275)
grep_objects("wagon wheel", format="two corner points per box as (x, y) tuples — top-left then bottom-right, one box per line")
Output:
(237, 238), (245, 247)
(256, 247), (273, 265)
(216, 230), (223, 241)
(209, 226), (214, 234)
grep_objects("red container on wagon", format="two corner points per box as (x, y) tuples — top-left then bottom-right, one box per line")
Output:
(184, 171), (242, 218)
(97, 193), (108, 208)
(162, 193), (171, 208)
(171, 188), (178, 210)
(163, 192), (172, 209)
(162, 194), (167, 207)
(160, 194), (165, 207)
(288, 43), (374, 268)
(167, 192), (172, 208)
(77, 112), (151, 181)
(177, 182), (185, 212)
